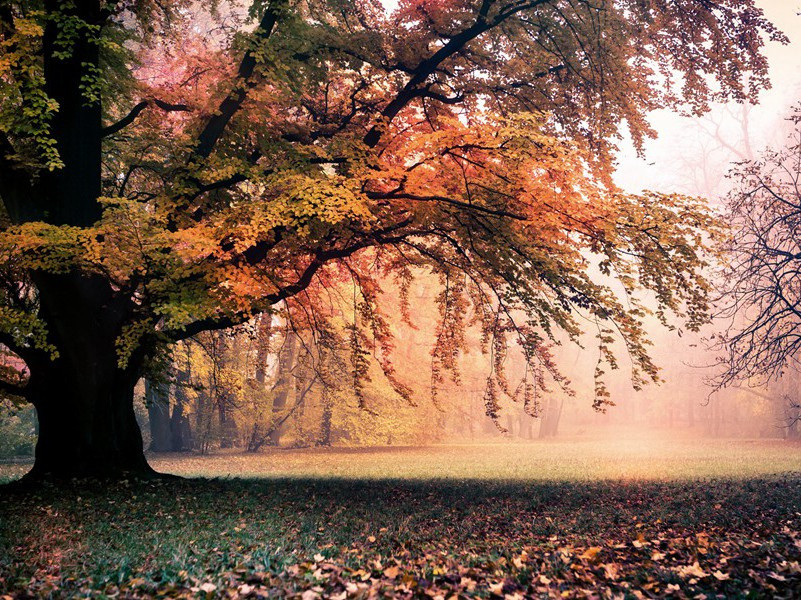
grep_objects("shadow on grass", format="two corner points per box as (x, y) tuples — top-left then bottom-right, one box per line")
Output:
(3, 475), (801, 597)
(4, 472), (800, 533)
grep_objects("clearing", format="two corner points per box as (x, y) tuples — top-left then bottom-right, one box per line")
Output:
(2, 435), (801, 598)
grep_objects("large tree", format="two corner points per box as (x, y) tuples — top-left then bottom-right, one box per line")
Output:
(0, 0), (781, 478)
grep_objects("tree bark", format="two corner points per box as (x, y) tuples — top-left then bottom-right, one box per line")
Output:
(25, 300), (152, 479)
(29, 369), (149, 478)
(6, 3), (156, 480)
(146, 379), (172, 452)
(269, 330), (298, 446)
(10, 263), (153, 479)
(171, 366), (193, 451)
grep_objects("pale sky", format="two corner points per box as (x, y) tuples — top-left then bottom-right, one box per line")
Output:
(615, 0), (801, 196)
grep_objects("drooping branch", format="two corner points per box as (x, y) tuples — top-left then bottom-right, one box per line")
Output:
(168, 223), (415, 341)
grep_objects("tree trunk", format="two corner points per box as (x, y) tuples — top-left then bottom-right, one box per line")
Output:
(246, 315), (272, 452)
(219, 404), (238, 449)
(7, 4), (154, 480)
(539, 396), (563, 438)
(317, 388), (333, 447)
(171, 367), (193, 451)
(30, 375), (148, 478)
(27, 343), (151, 479)
(146, 379), (172, 452)
(269, 330), (298, 446)
(19, 268), (155, 479)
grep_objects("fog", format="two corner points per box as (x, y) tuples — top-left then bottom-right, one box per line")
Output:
(549, 0), (801, 442)
(405, 0), (801, 444)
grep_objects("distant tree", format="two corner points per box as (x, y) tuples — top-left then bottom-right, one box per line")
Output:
(717, 112), (801, 392)
(0, 0), (780, 478)
(144, 378), (171, 452)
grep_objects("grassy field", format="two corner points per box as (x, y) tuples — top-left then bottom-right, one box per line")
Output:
(5, 434), (800, 484)
(3, 436), (801, 598)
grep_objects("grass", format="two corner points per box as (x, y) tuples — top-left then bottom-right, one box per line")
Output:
(2, 434), (801, 598)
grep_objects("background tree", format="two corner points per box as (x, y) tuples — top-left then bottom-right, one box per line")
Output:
(144, 378), (171, 452)
(717, 110), (801, 421)
(0, 0), (781, 478)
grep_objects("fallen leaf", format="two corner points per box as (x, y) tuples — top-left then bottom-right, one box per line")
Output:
(383, 566), (400, 579)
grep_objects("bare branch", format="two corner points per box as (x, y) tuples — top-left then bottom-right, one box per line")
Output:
(362, 0), (551, 148)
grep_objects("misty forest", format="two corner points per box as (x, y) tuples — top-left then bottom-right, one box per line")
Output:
(3, 0), (801, 597)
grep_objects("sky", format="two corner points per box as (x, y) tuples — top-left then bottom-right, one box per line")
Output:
(615, 0), (801, 196)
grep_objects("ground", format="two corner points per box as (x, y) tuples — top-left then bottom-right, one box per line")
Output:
(2, 434), (801, 598)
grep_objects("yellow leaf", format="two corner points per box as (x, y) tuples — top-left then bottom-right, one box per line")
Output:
(489, 582), (505, 594)
(602, 563), (620, 580)
(677, 562), (708, 579)
(579, 546), (602, 561)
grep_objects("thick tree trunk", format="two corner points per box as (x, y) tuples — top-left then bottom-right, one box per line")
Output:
(7, 3), (153, 480)
(17, 269), (155, 479)
(27, 354), (151, 479)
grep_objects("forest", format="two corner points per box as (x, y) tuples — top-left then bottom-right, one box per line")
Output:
(2, 0), (801, 597)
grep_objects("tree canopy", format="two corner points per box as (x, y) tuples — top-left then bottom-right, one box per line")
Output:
(0, 0), (783, 476)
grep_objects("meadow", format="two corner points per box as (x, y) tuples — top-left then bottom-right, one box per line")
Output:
(2, 435), (801, 598)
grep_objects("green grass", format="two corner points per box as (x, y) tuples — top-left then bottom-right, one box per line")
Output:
(2, 436), (801, 597)
(4, 434), (801, 485)
(146, 437), (801, 481)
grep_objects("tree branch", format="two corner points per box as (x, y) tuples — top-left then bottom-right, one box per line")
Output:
(0, 377), (27, 399)
(168, 222), (415, 340)
(366, 190), (527, 220)
(192, 1), (283, 159)
(101, 99), (191, 137)
(362, 0), (551, 148)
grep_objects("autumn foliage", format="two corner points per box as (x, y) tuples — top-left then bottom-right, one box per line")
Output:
(0, 0), (783, 476)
